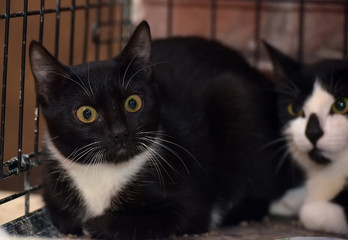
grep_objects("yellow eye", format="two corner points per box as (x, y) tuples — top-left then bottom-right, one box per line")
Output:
(76, 106), (97, 123)
(332, 98), (348, 114)
(288, 103), (304, 117)
(125, 95), (142, 113)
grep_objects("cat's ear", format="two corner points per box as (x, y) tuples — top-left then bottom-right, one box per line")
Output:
(263, 41), (302, 82)
(120, 21), (152, 67)
(29, 41), (68, 104)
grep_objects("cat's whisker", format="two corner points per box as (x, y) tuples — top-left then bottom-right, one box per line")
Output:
(139, 142), (166, 186)
(82, 147), (102, 174)
(287, 79), (300, 94)
(271, 143), (291, 164)
(260, 136), (289, 150)
(79, 146), (101, 164)
(279, 82), (299, 97)
(69, 142), (103, 164)
(155, 137), (203, 170)
(124, 61), (167, 90)
(332, 72), (348, 94)
(53, 168), (70, 192)
(67, 66), (92, 96)
(122, 50), (142, 89)
(47, 70), (91, 97)
(69, 141), (102, 157)
(87, 62), (95, 96)
(132, 123), (150, 133)
(137, 130), (172, 138)
(138, 143), (166, 191)
(146, 147), (175, 186)
(275, 148), (292, 175)
(91, 150), (105, 178)
(138, 140), (181, 178)
(44, 134), (60, 143)
(272, 88), (296, 97)
(140, 136), (190, 175)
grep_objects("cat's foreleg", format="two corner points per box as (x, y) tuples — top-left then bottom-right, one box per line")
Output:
(299, 172), (348, 235)
(269, 185), (306, 217)
(45, 203), (83, 236)
(300, 201), (348, 235)
(84, 206), (209, 240)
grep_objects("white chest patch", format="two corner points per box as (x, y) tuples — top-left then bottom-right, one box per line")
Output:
(46, 139), (152, 220)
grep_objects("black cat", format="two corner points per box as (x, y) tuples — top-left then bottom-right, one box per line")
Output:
(29, 21), (283, 239)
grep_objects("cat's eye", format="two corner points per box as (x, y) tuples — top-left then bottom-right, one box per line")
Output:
(332, 98), (348, 114)
(76, 106), (98, 123)
(287, 103), (304, 117)
(125, 95), (142, 113)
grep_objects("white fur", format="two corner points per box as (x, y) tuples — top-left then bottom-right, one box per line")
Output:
(46, 138), (154, 220)
(210, 201), (233, 229)
(270, 186), (305, 217)
(210, 208), (223, 230)
(300, 201), (348, 235)
(304, 165), (346, 203)
(281, 79), (348, 234)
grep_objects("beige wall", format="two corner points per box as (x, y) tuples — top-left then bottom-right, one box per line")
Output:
(134, 0), (345, 62)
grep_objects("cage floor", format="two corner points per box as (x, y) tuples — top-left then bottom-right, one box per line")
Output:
(2, 208), (347, 240)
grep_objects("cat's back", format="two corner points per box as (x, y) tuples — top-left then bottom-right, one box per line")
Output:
(151, 37), (282, 206)
(151, 37), (270, 88)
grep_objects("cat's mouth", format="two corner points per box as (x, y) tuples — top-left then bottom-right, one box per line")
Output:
(105, 143), (140, 163)
(308, 148), (331, 165)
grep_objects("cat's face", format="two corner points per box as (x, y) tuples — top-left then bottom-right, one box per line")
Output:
(266, 43), (348, 170)
(30, 22), (160, 164)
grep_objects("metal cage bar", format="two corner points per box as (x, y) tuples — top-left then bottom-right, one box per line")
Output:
(210, 0), (217, 39)
(55, 0), (61, 59)
(254, 0), (262, 66)
(297, 0), (305, 61)
(0, 0), (11, 180)
(344, 1), (348, 58)
(167, 0), (174, 37)
(70, 0), (76, 65)
(95, 1), (102, 61)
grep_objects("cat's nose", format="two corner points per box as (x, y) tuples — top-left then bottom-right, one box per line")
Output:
(305, 113), (323, 146)
(111, 125), (129, 143)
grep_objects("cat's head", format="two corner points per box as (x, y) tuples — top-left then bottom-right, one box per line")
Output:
(30, 21), (160, 164)
(265, 42), (348, 171)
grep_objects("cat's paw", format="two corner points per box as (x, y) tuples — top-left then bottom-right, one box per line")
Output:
(300, 201), (348, 235)
(270, 186), (305, 217)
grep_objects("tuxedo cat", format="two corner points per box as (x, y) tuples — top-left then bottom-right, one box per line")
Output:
(266, 43), (348, 235)
(29, 21), (283, 239)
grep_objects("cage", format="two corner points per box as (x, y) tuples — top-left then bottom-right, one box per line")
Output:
(0, 0), (347, 238)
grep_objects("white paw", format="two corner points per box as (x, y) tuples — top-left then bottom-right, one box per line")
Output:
(270, 186), (305, 217)
(300, 201), (348, 235)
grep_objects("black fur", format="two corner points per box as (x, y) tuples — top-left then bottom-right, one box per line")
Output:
(30, 21), (284, 239)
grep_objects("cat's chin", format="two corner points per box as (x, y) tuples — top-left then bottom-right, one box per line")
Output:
(105, 148), (141, 164)
(308, 149), (331, 165)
